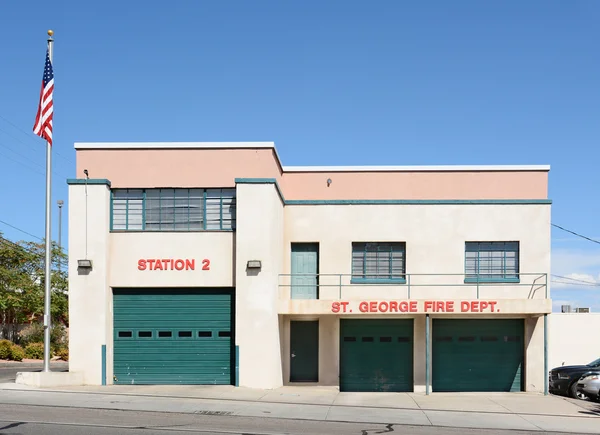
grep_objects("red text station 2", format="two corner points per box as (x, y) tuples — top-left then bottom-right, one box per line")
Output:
(137, 259), (211, 271)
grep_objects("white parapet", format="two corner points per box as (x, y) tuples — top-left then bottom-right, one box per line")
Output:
(16, 371), (84, 388)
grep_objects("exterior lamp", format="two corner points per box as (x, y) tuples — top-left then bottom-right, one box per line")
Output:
(246, 260), (262, 269)
(78, 259), (93, 269)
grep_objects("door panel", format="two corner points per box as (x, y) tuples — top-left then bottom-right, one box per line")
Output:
(432, 319), (524, 392)
(113, 288), (233, 385)
(291, 243), (318, 299)
(340, 319), (414, 392)
(290, 320), (319, 382)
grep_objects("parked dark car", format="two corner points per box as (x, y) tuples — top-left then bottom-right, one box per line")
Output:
(549, 357), (600, 399)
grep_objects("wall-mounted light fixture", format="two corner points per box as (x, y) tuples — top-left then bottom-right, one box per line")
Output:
(327, 178), (332, 187)
(78, 259), (93, 269)
(246, 260), (262, 269)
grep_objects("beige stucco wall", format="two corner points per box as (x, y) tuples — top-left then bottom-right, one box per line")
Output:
(283, 204), (551, 301)
(548, 313), (600, 370)
(235, 183), (284, 388)
(68, 183), (111, 385)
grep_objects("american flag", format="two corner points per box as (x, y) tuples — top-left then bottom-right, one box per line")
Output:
(33, 48), (54, 145)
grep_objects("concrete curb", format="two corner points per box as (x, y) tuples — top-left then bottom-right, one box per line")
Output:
(0, 362), (69, 369)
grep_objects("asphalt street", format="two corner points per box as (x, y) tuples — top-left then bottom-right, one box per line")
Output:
(0, 404), (582, 435)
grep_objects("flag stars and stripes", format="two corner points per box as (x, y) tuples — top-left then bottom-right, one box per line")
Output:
(33, 49), (54, 145)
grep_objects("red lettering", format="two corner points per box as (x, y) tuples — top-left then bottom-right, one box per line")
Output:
(147, 259), (156, 270)
(332, 302), (340, 313)
(424, 301), (433, 312)
(162, 259), (170, 269)
(446, 301), (455, 312)
(410, 301), (418, 312)
(480, 301), (489, 311)
(186, 259), (195, 270)
(170, 259), (174, 270)
(471, 301), (480, 312)
(369, 302), (377, 312)
(202, 259), (210, 270)
(174, 259), (184, 270)
(340, 301), (349, 313)
(379, 301), (389, 312)
(138, 259), (146, 271)
(436, 301), (445, 312)
(461, 301), (470, 312)
(399, 301), (408, 312)
(359, 301), (368, 313)
(489, 301), (497, 312)
(389, 301), (398, 312)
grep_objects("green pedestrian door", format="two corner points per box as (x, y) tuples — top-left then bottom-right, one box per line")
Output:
(291, 243), (319, 299)
(340, 319), (414, 392)
(290, 321), (319, 382)
(113, 288), (233, 385)
(432, 319), (524, 392)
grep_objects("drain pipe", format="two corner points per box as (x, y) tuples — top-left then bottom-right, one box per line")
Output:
(426, 314), (430, 395)
(544, 314), (548, 395)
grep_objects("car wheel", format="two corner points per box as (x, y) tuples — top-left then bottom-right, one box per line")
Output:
(569, 382), (587, 400)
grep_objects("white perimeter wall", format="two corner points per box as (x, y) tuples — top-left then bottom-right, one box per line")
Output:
(548, 313), (600, 370)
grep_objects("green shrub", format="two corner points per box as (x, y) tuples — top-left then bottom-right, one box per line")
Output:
(25, 342), (44, 360)
(55, 347), (68, 361)
(10, 344), (24, 362)
(0, 340), (12, 360)
(19, 323), (66, 347)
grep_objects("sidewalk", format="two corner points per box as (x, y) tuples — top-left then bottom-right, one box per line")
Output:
(1, 384), (598, 433)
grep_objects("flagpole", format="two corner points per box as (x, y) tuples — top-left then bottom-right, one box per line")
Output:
(43, 29), (54, 373)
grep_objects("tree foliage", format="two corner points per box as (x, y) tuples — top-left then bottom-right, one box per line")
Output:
(0, 231), (68, 342)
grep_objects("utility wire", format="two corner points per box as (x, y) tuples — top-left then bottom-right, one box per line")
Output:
(0, 219), (68, 253)
(552, 223), (600, 246)
(0, 219), (43, 241)
(551, 279), (600, 287)
(0, 237), (67, 264)
(551, 274), (599, 285)
(0, 138), (70, 180)
(0, 114), (74, 164)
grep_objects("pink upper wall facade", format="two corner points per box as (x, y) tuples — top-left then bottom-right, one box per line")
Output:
(74, 143), (549, 200)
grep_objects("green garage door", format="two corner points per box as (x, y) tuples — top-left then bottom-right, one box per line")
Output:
(113, 288), (233, 385)
(432, 319), (524, 392)
(340, 319), (413, 392)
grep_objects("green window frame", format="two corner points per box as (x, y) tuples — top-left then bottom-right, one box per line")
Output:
(464, 241), (520, 283)
(351, 242), (406, 284)
(110, 188), (236, 231)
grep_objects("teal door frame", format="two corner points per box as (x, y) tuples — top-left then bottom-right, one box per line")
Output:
(291, 243), (319, 299)
(290, 320), (319, 382)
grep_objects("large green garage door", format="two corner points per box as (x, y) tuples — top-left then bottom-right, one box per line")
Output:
(113, 288), (233, 385)
(340, 319), (413, 392)
(432, 319), (524, 392)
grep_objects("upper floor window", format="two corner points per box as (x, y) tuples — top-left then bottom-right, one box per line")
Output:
(465, 241), (519, 282)
(351, 242), (406, 283)
(111, 188), (236, 231)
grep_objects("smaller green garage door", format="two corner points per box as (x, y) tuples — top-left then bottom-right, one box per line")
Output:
(432, 319), (524, 392)
(340, 319), (413, 392)
(113, 288), (233, 385)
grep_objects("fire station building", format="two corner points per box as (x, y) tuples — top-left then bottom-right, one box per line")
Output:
(67, 142), (551, 393)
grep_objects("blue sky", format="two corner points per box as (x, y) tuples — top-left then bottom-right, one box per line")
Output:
(1, 1), (599, 311)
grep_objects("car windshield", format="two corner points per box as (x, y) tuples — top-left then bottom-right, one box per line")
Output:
(586, 358), (600, 367)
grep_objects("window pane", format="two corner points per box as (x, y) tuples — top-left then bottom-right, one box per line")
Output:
(206, 189), (221, 230)
(465, 242), (519, 279)
(352, 242), (405, 279)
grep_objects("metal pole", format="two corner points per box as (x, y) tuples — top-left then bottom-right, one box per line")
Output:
(43, 30), (54, 373)
(544, 314), (548, 395)
(426, 314), (430, 395)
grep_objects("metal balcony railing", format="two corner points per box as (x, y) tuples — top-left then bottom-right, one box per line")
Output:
(278, 272), (548, 300)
